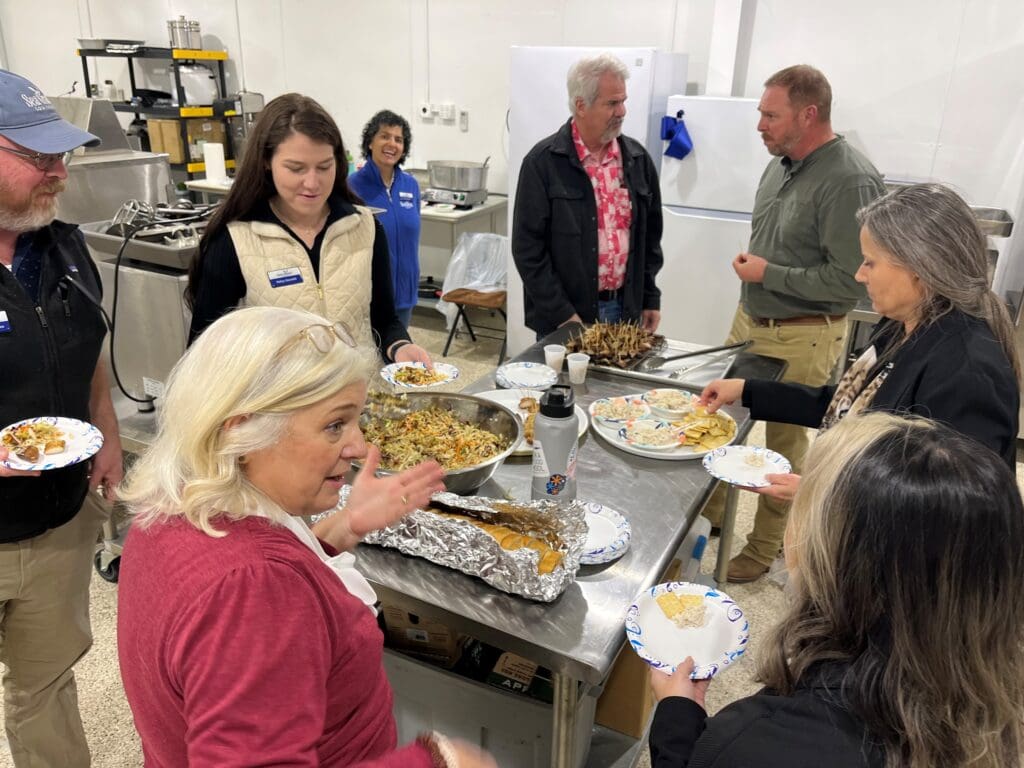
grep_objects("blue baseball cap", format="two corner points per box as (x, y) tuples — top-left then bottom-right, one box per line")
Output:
(0, 69), (100, 153)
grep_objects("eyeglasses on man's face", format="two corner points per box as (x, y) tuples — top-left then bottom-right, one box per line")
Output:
(0, 145), (73, 172)
(277, 321), (357, 357)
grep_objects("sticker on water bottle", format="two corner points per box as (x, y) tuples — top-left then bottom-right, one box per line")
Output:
(546, 474), (567, 495)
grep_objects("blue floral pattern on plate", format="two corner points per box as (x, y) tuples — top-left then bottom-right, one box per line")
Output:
(380, 362), (460, 388)
(625, 581), (749, 679)
(495, 362), (558, 390)
(701, 445), (792, 488)
(0, 416), (104, 471)
(580, 502), (631, 565)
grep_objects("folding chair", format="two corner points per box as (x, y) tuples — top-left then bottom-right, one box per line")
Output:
(437, 233), (508, 365)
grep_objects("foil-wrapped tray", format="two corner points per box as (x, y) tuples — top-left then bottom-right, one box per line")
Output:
(346, 489), (588, 602)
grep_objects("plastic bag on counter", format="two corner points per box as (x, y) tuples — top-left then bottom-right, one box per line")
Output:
(436, 233), (508, 329)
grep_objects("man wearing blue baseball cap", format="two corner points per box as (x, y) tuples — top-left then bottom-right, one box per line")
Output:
(0, 68), (122, 767)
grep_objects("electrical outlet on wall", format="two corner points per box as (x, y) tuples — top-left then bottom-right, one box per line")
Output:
(458, 109), (469, 132)
(419, 102), (434, 121)
(438, 102), (456, 120)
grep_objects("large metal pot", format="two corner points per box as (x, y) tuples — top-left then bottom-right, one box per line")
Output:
(427, 159), (489, 191)
(360, 391), (521, 494)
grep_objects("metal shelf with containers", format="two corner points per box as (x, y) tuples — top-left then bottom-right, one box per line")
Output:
(75, 46), (237, 176)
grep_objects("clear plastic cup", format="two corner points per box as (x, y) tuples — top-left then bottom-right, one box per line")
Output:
(544, 344), (566, 372)
(567, 352), (590, 384)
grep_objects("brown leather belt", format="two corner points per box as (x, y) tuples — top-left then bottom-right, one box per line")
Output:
(751, 313), (845, 327)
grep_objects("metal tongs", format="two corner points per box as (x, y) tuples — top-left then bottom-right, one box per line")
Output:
(638, 340), (752, 372)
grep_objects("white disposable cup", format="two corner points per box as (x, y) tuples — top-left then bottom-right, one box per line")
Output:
(567, 352), (590, 384)
(544, 344), (566, 371)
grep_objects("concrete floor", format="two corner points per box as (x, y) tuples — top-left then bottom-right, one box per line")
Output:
(0, 307), (1016, 767)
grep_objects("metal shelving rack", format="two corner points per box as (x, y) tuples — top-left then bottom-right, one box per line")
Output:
(76, 46), (237, 175)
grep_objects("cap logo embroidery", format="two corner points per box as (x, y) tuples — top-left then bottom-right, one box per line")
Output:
(20, 87), (52, 111)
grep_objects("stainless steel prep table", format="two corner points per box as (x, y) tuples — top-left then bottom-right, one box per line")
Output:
(355, 328), (785, 767)
(108, 329), (784, 768)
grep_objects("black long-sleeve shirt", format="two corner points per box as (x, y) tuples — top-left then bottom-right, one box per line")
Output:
(188, 194), (409, 356)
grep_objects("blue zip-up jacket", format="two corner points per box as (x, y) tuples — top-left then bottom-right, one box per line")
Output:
(349, 160), (421, 311)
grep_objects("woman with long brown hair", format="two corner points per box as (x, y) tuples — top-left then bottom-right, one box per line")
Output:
(649, 412), (1024, 767)
(186, 93), (431, 365)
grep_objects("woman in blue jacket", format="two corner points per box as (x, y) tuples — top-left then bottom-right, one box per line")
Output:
(349, 110), (421, 329)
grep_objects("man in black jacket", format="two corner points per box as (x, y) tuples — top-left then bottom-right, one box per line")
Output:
(0, 68), (122, 766)
(512, 53), (664, 338)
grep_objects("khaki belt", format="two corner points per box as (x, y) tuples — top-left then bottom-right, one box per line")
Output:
(751, 313), (845, 327)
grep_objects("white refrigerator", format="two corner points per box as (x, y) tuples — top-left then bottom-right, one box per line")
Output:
(506, 46), (687, 355)
(656, 95), (769, 345)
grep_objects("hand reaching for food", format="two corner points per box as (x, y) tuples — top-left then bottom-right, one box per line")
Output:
(393, 342), (434, 369)
(699, 378), (745, 413)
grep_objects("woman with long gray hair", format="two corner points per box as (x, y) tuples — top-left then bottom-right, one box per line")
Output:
(701, 182), (1019, 504)
(649, 412), (1024, 767)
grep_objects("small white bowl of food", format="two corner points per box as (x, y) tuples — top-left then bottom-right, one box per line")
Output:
(589, 396), (651, 428)
(617, 419), (687, 451)
(642, 388), (697, 420)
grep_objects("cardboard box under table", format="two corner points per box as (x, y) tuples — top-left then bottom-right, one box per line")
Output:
(147, 118), (226, 164)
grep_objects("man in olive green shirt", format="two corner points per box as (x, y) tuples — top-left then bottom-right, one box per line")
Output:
(705, 64), (885, 582)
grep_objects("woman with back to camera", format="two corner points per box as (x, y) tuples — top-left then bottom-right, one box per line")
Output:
(348, 110), (421, 330)
(186, 93), (432, 366)
(701, 183), (1019, 510)
(649, 412), (1024, 767)
(116, 306), (494, 767)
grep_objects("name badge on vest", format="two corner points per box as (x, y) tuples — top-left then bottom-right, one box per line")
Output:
(268, 267), (303, 288)
(0, 310), (10, 333)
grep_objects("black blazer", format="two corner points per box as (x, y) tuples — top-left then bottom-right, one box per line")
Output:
(743, 310), (1019, 466)
(649, 664), (884, 767)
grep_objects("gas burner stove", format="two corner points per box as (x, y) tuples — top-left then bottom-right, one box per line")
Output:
(423, 187), (488, 208)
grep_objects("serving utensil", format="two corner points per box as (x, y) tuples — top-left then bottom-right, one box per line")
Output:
(639, 340), (752, 372)
(669, 341), (754, 381)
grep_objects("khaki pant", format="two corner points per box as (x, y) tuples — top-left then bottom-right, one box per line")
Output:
(0, 494), (108, 767)
(704, 307), (848, 566)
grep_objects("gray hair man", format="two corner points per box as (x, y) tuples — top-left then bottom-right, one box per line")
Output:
(513, 52), (664, 339)
(703, 64), (885, 584)
(0, 68), (121, 766)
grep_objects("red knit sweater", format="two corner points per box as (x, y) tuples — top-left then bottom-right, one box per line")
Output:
(117, 515), (434, 768)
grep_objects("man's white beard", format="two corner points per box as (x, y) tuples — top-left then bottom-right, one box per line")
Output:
(0, 196), (57, 233)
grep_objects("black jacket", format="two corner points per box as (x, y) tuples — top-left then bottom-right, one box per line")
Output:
(512, 119), (663, 336)
(649, 664), (884, 767)
(743, 310), (1019, 466)
(0, 222), (106, 541)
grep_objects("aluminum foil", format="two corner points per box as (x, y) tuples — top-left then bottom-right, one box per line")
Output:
(341, 488), (588, 602)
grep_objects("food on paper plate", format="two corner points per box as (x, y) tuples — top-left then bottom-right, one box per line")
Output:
(393, 365), (448, 386)
(518, 396), (540, 413)
(363, 407), (508, 471)
(435, 511), (565, 574)
(566, 321), (664, 367)
(593, 397), (648, 421)
(623, 419), (684, 448)
(644, 388), (695, 412)
(673, 407), (736, 451)
(745, 451), (766, 468)
(656, 591), (707, 629)
(2, 422), (68, 463)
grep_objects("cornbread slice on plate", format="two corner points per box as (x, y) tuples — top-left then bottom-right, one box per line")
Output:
(655, 592), (707, 629)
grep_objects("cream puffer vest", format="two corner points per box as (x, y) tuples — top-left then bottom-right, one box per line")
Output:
(229, 207), (376, 349)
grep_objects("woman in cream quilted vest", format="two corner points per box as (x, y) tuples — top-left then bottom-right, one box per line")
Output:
(185, 93), (431, 366)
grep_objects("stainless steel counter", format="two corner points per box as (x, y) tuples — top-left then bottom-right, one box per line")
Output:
(111, 329), (785, 768)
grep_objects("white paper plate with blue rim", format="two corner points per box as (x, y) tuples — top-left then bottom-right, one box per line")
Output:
(702, 445), (792, 488)
(0, 416), (104, 471)
(380, 361), (459, 388)
(580, 502), (631, 565)
(625, 581), (749, 679)
(587, 395), (651, 427)
(616, 419), (687, 451)
(495, 361), (558, 390)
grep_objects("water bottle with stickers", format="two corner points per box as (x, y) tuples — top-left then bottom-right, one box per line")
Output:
(531, 385), (578, 503)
